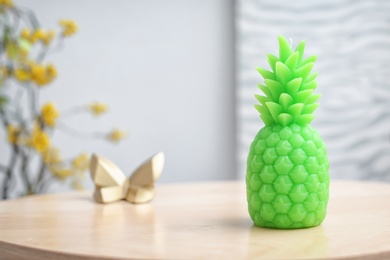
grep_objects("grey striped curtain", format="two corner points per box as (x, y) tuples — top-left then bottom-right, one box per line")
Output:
(236, 0), (390, 181)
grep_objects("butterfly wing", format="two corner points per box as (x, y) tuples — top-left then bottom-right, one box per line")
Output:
(94, 183), (129, 204)
(126, 152), (165, 203)
(90, 154), (127, 203)
(126, 186), (155, 204)
(128, 152), (165, 186)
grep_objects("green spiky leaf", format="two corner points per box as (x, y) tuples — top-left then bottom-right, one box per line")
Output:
(257, 84), (273, 100)
(287, 103), (304, 118)
(275, 62), (292, 84)
(278, 35), (292, 62)
(296, 114), (315, 125)
(254, 35), (321, 126)
(255, 104), (268, 115)
(286, 78), (302, 94)
(278, 113), (293, 126)
(300, 80), (318, 91)
(256, 67), (275, 80)
(255, 104), (273, 126)
(266, 102), (283, 122)
(295, 40), (306, 64)
(255, 94), (270, 106)
(261, 114), (274, 126)
(267, 54), (279, 72)
(279, 93), (293, 110)
(296, 89), (314, 103)
(300, 55), (317, 67)
(302, 103), (320, 114)
(265, 79), (283, 101)
(306, 72), (318, 82)
(307, 93), (321, 104)
(285, 52), (299, 70)
(295, 62), (314, 80)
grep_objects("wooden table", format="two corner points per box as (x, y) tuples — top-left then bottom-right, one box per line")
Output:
(0, 181), (389, 259)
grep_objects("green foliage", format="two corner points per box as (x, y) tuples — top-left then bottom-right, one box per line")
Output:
(255, 35), (319, 126)
(0, 95), (8, 106)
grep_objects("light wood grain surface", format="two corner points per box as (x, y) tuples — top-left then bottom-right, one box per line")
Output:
(0, 181), (389, 259)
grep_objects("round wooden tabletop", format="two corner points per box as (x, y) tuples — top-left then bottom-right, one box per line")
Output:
(0, 181), (389, 259)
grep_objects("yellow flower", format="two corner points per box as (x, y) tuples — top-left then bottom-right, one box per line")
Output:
(30, 63), (46, 85)
(51, 167), (73, 180)
(30, 29), (43, 43)
(72, 153), (89, 172)
(0, 0), (13, 7)
(22, 28), (55, 45)
(40, 30), (56, 46)
(14, 68), (31, 81)
(42, 30), (55, 46)
(41, 102), (59, 127)
(30, 29), (46, 43)
(43, 147), (62, 165)
(59, 20), (78, 37)
(7, 125), (21, 144)
(20, 28), (31, 40)
(88, 102), (108, 116)
(46, 64), (57, 78)
(29, 126), (50, 153)
(31, 63), (57, 86)
(14, 63), (57, 86)
(106, 129), (127, 143)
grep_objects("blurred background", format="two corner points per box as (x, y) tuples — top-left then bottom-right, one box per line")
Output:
(0, 0), (389, 195)
(0, 0), (235, 193)
(237, 0), (390, 181)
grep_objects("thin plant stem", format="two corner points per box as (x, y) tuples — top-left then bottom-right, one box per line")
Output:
(35, 158), (47, 193)
(14, 87), (24, 113)
(37, 35), (65, 62)
(2, 145), (18, 199)
(19, 148), (32, 194)
(38, 174), (53, 193)
(46, 35), (65, 57)
(10, 7), (39, 29)
(59, 106), (86, 118)
(36, 46), (48, 63)
(0, 108), (18, 199)
(25, 83), (39, 121)
(57, 121), (105, 140)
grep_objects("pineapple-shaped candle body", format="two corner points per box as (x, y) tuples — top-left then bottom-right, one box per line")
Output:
(246, 36), (330, 229)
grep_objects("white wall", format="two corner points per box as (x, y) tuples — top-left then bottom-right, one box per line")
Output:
(12, 0), (235, 191)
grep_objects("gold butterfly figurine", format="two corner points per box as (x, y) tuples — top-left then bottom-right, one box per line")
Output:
(90, 152), (165, 204)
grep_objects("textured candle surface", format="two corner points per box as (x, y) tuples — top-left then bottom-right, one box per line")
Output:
(246, 36), (330, 229)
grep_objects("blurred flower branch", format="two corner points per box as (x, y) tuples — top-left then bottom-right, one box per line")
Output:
(0, 0), (126, 199)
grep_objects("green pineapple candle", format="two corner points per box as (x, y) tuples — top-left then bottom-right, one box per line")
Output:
(246, 35), (330, 229)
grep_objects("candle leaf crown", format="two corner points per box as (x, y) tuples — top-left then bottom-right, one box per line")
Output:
(255, 35), (320, 126)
